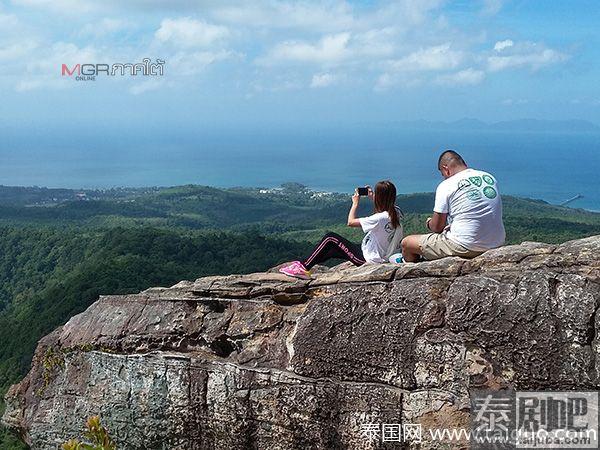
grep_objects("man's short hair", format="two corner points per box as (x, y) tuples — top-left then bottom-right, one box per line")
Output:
(438, 150), (467, 169)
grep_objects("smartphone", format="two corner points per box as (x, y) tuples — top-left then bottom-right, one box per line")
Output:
(357, 187), (369, 196)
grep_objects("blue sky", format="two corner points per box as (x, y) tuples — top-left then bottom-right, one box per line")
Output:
(1, 0), (600, 132)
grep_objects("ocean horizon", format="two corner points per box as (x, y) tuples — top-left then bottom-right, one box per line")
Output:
(2, 127), (599, 211)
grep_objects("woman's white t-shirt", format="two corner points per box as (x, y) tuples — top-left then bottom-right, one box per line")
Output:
(359, 211), (397, 263)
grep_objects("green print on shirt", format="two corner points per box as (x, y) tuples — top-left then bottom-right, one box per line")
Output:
(466, 188), (482, 201)
(483, 186), (497, 199)
(469, 176), (483, 187)
(483, 175), (495, 186)
(458, 179), (471, 190)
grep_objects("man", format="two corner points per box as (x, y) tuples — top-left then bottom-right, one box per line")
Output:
(401, 150), (505, 262)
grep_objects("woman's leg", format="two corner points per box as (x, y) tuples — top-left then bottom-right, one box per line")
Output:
(302, 232), (365, 269)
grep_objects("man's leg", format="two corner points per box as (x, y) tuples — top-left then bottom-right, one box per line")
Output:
(401, 234), (427, 263)
(410, 232), (484, 261)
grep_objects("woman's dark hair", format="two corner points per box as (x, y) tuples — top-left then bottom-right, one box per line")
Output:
(374, 180), (400, 228)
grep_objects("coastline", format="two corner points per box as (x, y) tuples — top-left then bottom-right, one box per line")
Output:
(2, 183), (598, 215)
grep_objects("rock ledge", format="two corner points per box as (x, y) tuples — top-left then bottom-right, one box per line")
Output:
(3, 236), (600, 449)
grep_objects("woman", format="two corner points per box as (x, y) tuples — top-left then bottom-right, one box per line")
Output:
(279, 180), (403, 279)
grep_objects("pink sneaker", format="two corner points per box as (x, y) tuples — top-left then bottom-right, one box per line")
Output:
(279, 261), (311, 280)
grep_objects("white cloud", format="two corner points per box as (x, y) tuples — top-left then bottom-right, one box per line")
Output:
(488, 42), (568, 72)
(310, 72), (336, 88)
(249, 76), (304, 94)
(9, 0), (444, 32)
(0, 12), (19, 29)
(436, 68), (485, 85)
(10, 0), (195, 14)
(493, 39), (513, 52)
(151, 17), (235, 83)
(257, 27), (398, 68)
(352, 27), (396, 58)
(11, 0), (98, 14)
(129, 78), (164, 95)
(257, 32), (350, 66)
(386, 43), (463, 72)
(14, 79), (44, 92)
(374, 71), (423, 91)
(212, 1), (354, 32)
(211, 0), (447, 41)
(481, 0), (503, 16)
(168, 49), (233, 76)
(0, 11), (39, 77)
(155, 17), (229, 48)
(370, 0), (444, 27)
(80, 18), (131, 38)
(0, 40), (37, 62)
(2, 0), (575, 95)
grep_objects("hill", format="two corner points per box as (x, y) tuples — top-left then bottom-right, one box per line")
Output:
(1, 184), (598, 241)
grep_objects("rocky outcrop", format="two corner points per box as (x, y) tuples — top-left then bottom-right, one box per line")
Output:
(3, 236), (600, 449)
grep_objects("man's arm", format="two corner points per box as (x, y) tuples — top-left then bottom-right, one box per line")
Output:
(428, 181), (450, 233)
(426, 212), (448, 233)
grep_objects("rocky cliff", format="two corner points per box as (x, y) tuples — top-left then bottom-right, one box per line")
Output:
(3, 236), (600, 449)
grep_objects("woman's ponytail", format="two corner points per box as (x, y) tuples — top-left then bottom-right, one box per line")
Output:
(374, 180), (401, 228)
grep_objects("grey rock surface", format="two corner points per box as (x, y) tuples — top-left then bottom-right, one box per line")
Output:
(3, 236), (600, 449)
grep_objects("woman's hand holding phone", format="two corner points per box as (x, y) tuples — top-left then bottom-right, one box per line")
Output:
(352, 189), (360, 205)
(354, 185), (373, 204)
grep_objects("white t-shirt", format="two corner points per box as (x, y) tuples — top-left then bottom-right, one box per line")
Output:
(359, 211), (398, 263)
(434, 168), (505, 251)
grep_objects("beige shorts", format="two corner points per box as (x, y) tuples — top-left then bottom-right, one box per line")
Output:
(419, 233), (485, 261)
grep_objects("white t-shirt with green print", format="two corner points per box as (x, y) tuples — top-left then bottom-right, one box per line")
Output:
(433, 168), (505, 251)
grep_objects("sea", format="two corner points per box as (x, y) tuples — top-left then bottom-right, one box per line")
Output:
(2, 127), (599, 211)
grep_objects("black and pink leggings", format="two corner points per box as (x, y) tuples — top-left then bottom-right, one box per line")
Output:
(302, 232), (366, 270)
